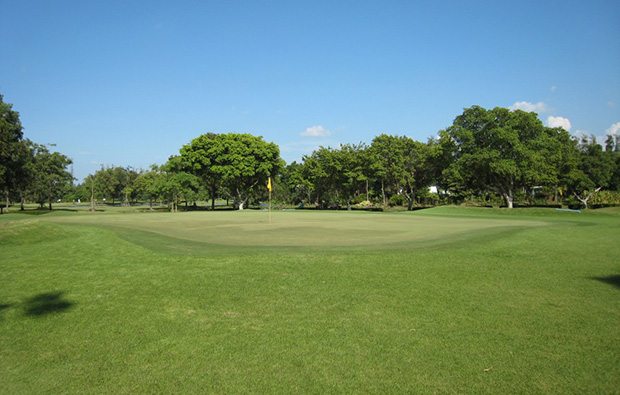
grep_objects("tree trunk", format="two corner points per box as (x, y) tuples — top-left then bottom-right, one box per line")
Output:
(503, 192), (514, 209)
(3, 189), (9, 214)
(573, 187), (602, 210)
(381, 180), (386, 207)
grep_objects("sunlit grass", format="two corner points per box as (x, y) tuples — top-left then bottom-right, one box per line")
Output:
(1, 207), (618, 393)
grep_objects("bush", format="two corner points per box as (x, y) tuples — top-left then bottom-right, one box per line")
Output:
(388, 194), (405, 207)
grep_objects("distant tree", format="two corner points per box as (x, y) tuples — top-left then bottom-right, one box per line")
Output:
(0, 94), (25, 213)
(153, 156), (199, 212)
(339, 143), (369, 209)
(603, 134), (620, 191)
(280, 161), (313, 205)
(12, 139), (35, 211)
(567, 136), (616, 208)
(181, 133), (281, 210)
(302, 147), (339, 208)
(368, 135), (431, 209)
(368, 134), (400, 206)
(438, 106), (572, 208)
(180, 133), (221, 210)
(29, 144), (73, 210)
(133, 166), (160, 210)
(400, 138), (433, 210)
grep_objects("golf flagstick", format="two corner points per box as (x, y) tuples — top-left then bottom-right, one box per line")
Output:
(267, 177), (272, 224)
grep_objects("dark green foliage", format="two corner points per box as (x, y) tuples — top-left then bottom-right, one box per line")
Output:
(181, 133), (281, 209)
(0, 95), (25, 213)
(28, 143), (73, 210)
(438, 106), (575, 208)
(566, 136), (617, 208)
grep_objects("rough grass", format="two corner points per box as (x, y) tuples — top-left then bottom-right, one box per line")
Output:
(1, 207), (618, 393)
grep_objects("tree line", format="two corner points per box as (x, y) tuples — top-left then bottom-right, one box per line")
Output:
(2, 94), (619, 213)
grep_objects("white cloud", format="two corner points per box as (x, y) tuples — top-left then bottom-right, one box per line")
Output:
(550, 86), (557, 93)
(606, 122), (620, 136)
(300, 125), (332, 138)
(546, 116), (571, 131)
(509, 101), (550, 114)
(607, 101), (617, 108)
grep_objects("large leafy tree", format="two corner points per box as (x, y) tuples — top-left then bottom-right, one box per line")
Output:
(399, 137), (432, 210)
(338, 143), (370, 208)
(301, 145), (357, 208)
(29, 144), (73, 210)
(368, 134), (400, 206)
(179, 133), (221, 210)
(181, 133), (281, 209)
(438, 106), (572, 208)
(369, 134), (432, 209)
(0, 95), (25, 213)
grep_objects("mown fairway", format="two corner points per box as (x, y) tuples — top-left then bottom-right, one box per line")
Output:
(1, 207), (619, 393)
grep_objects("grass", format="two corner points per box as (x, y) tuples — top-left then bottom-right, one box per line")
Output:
(1, 206), (619, 393)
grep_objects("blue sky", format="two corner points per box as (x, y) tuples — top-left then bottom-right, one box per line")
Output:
(2, 0), (619, 182)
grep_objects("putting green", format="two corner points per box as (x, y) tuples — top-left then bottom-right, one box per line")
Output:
(45, 209), (547, 251)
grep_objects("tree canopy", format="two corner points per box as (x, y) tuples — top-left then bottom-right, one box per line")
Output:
(0, 95), (25, 212)
(438, 106), (575, 208)
(181, 133), (281, 209)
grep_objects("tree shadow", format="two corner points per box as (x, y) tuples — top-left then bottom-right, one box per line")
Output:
(591, 275), (620, 290)
(24, 292), (74, 316)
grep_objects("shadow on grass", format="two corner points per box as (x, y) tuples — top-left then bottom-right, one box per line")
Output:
(0, 303), (13, 318)
(592, 275), (620, 290)
(24, 292), (74, 316)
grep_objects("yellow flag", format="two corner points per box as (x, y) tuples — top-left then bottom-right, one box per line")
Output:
(267, 177), (272, 191)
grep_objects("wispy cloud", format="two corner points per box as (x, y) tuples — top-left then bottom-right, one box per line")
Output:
(546, 116), (571, 131)
(300, 125), (332, 138)
(607, 101), (617, 108)
(509, 101), (550, 114)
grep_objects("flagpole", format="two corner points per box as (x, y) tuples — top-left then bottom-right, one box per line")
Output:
(268, 177), (272, 224)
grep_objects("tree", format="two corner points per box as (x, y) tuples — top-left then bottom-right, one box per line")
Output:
(133, 166), (160, 210)
(280, 161), (313, 205)
(438, 106), (571, 208)
(152, 156), (199, 212)
(603, 134), (620, 191)
(0, 94), (25, 213)
(29, 144), (73, 210)
(368, 135), (432, 210)
(339, 143), (370, 209)
(399, 138), (432, 210)
(302, 147), (340, 208)
(567, 136), (616, 208)
(181, 133), (281, 210)
(368, 134), (400, 206)
(180, 133), (221, 210)
(92, 166), (139, 205)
